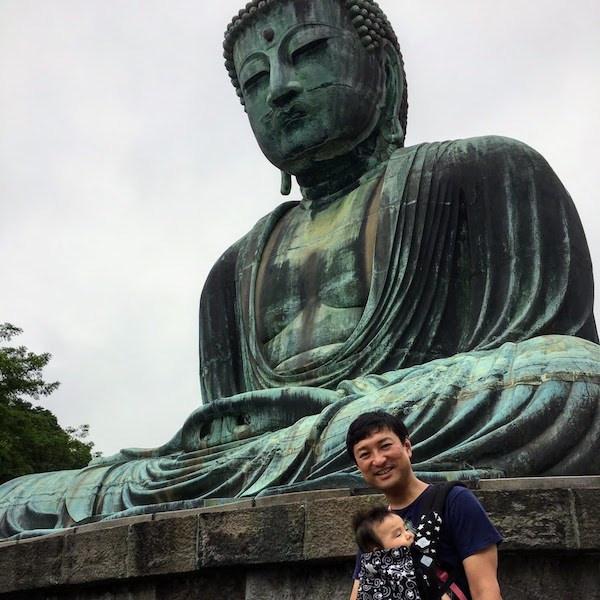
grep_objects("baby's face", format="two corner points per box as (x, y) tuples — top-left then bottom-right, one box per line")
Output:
(373, 513), (415, 550)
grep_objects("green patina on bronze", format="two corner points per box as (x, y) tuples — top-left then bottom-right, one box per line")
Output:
(1, 0), (600, 540)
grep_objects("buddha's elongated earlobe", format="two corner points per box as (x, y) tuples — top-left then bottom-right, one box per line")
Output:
(382, 118), (404, 149)
(281, 171), (292, 196)
(380, 43), (406, 151)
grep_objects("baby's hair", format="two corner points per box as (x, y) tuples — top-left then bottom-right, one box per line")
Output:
(352, 505), (391, 552)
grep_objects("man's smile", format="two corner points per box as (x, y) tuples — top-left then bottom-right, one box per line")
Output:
(375, 466), (393, 476)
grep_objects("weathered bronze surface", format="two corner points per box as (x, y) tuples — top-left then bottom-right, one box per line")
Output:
(1, 0), (599, 540)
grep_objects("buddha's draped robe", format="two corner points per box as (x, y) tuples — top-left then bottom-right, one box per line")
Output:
(2, 136), (600, 539)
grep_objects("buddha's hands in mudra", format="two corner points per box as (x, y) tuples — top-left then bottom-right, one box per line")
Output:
(181, 386), (345, 450)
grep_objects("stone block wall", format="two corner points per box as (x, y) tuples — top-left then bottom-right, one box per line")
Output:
(0, 478), (598, 599)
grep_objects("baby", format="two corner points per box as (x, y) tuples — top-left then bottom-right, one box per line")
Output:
(353, 506), (453, 600)
(354, 505), (416, 552)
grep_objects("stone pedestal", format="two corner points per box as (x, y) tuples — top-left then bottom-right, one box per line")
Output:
(0, 477), (598, 599)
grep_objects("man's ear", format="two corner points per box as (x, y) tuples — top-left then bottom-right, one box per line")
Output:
(404, 437), (413, 458)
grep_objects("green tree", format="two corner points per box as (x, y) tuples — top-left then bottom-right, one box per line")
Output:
(0, 323), (97, 484)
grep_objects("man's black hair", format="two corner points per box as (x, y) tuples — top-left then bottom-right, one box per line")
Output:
(352, 505), (391, 552)
(345, 410), (409, 463)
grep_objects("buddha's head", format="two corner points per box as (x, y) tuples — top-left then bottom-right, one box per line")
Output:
(223, 0), (407, 189)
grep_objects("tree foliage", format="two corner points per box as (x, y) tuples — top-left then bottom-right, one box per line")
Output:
(0, 323), (96, 484)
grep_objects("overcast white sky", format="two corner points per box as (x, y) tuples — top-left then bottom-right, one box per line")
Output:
(1, 1), (599, 457)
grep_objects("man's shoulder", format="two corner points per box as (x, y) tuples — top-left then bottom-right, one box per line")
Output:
(442, 485), (502, 557)
(444, 484), (487, 517)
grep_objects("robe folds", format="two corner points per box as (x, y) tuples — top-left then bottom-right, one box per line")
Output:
(199, 135), (597, 400)
(2, 136), (600, 540)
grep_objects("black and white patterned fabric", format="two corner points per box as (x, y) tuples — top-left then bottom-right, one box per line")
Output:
(358, 546), (421, 600)
(357, 512), (443, 600)
(413, 511), (442, 558)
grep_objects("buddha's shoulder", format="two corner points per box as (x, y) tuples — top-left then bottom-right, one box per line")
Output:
(204, 200), (299, 284)
(392, 135), (546, 170)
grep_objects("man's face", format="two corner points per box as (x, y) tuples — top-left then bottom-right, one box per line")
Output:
(233, 0), (386, 175)
(353, 427), (413, 493)
(373, 513), (415, 550)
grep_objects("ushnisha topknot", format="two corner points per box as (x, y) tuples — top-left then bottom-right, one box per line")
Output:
(222, 0), (408, 141)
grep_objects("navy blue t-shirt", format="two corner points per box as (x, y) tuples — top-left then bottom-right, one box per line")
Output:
(353, 486), (502, 599)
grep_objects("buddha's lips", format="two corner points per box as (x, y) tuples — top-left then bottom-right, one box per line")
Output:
(272, 103), (309, 129)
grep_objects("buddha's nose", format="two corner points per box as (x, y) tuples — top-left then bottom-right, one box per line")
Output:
(267, 61), (303, 107)
(267, 80), (303, 108)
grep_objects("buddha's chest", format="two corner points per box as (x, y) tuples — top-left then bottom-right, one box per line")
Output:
(255, 179), (381, 348)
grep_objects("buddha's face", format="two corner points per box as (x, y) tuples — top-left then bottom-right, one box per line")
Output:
(233, 0), (386, 175)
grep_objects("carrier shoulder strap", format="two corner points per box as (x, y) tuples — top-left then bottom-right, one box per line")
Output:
(417, 481), (468, 600)
(419, 481), (465, 518)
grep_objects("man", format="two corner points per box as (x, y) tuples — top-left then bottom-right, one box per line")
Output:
(346, 411), (503, 600)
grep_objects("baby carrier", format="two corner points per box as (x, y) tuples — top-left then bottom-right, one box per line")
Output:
(357, 482), (468, 600)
